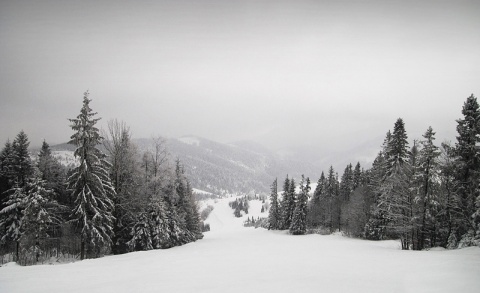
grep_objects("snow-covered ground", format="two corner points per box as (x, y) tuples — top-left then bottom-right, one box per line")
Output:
(1, 198), (479, 293)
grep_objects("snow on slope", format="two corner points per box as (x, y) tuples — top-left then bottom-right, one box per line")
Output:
(177, 136), (200, 146)
(1, 198), (479, 293)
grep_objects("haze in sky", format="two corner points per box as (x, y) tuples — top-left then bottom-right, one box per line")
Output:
(1, 0), (479, 156)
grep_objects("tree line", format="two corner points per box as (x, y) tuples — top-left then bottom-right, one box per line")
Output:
(0, 92), (203, 265)
(268, 94), (480, 250)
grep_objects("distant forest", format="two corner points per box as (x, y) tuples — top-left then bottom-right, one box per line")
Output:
(0, 92), (204, 265)
(268, 94), (480, 250)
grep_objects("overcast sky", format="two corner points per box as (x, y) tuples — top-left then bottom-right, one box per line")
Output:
(1, 0), (479, 155)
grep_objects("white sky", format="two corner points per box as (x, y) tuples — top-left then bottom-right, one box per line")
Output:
(1, 0), (479, 153)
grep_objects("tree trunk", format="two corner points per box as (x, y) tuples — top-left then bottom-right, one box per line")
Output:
(80, 235), (85, 260)
(15, 241), (19, 261)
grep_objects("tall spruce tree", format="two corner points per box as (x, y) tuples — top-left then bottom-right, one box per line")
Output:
(282, 178), (296, 230)
(20, 171), (62, 262)
(290, 175), (310, 235)
(267, 178), (280, 230)
(326, 166), (338, 232)
(0, 186), (25, 260)
(37, 140), (67, 205)
(438, 142), (459, 248)
(454, 94), (480, 245)
(340, 164), (354, 201)
(0, 140), (15, 199)
(378, 118), (413, 249)
(353, 162), (362, 190)
(307, 171), (326, 228)
(175, 159), (202, 241)
(11, 131), (33, 188)
(416, 127), (441, 249)
(67, 91), (115, 260)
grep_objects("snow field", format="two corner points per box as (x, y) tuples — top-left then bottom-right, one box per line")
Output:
(1, 197), (479, 293)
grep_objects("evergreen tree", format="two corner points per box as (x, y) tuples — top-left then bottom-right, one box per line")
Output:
(174, 160), (203, 241)
(278, 176), (290, 229)
(67, 91), (115, 260)
(0, 185), (25, 260)
(37, 140), (53, 178)
(353, 162), (362, 190)
(378, 118), (413, 249)
(290, 175), (310, 235)
(364, 152), (388, 240)
(128, 212), (152, 251)
(363, 131), (396, 240)
(148, 195), (170, 249)
(0, 140), (15, 199)
(386, 118), (409, 176)
(408, 140), (422, 250)
(11, 131), (34, 188)
(20, 172), (62, 262)
(416, 127), (441, 249)
(184, 181), (203, 240)
(438, 142), (460, 248)
(37, 140), (67, 205)
(281, 177), (296, 230)
(307, 171), (326, 228)
(326, 166), (339, 232)
(340, 164), (354, 201)
(267, 178), (280, 230)
(454, 94), (480, 244)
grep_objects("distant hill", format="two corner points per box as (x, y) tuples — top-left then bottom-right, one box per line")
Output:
(165, 136), (321, 195)
(46, 134), (381, 195)
(48, 135), (323, 195)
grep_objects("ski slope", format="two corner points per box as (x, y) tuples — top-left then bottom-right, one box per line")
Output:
(1, 197), (479, 293)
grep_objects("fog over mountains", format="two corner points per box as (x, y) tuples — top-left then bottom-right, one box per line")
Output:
(47, 134), (381, 195)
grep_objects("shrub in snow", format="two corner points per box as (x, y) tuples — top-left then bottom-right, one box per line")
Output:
(200, 205), (214, 221)
(457, 230), (476, 248)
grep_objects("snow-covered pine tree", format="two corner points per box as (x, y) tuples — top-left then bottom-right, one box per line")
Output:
(174, 160), (203, 241)
(20, 171), (62, 262)
(363, 130), (395, 240)
(37, 140), (53, 179)
(364, 152), (388, 240)
(67, 91), (115, 260)
(326, 166), (339, 232)
(128, 212), (153, 251)
(0, 185), (24, 260)
(437, 142), (459, 248)
(148, 195), (170, 249)
(0, 140), (15, 198)
(307, 171), (326, 228)
(11, 131), (34, 188)
(408, 140), (422, 250)
(155, 178), (187, 248)
(353, 162), (362, 190)
(267, 178), (280, 230)
(184, 180), (203, 240)
(37, 140), (67, 205)
(340, 164), (354, 201)
(281, 177), (296, 230)
(378, 118), (413, 249)
(290, 175), (310, 235)
(454, 94), (480, 245)
(416, 127), (441, 249)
